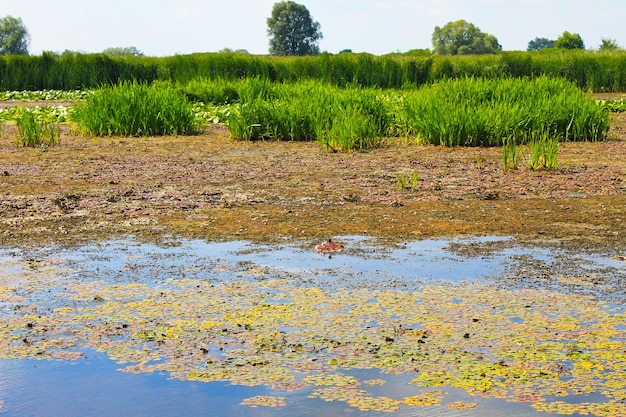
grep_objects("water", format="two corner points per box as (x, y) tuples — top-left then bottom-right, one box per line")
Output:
(1, 236), (624, 417)
(0, 353), (543, 417)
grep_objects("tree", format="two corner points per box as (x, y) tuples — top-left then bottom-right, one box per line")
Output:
(527, 37), (555, 51)
(0, 15), (30, 55)
(554, 31), (585, 50)
(267, 1), (322, 56)
(599, 38), (621, 51)
(219, 48), (250, 54)
(432, 20), (501, 55)
(102, 46), (144, 57)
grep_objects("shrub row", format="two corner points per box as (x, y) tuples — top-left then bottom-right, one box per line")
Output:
(2, 50), (626, 91)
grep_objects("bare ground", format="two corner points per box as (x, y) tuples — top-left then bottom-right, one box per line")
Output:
(1, 116), (625, 254)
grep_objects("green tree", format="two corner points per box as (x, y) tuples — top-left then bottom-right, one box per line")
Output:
(599, 38), (621, 51)
(267, 1), (322, 56)
(102, 46), (144, 57)
(554, 31), (585, 49)
(432, 20), (501, 55)
(527, 37), (555, 51)
(0, 15), (30, 55)
(219, 48), (250, 54)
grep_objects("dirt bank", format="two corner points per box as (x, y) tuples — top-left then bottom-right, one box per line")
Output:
(1, 119), (625, 253)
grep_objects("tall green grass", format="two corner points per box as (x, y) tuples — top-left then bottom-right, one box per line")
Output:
(71, 81), (197, 136)
(224, 80), (391, 151)
(3, 50), (626, 91)
(400, 76), (609, 147)
(15, 108), (60, 147)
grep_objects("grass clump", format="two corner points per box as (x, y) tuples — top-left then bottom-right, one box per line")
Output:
(400, 76), (609, 147)
(15, 108), (60, 148)
(72, 81), (197, 136)
(396, 169), (419, 190)
(502, 136), (519, 171)
(527, 131), (560, 170)
(226, 80), (391, 151)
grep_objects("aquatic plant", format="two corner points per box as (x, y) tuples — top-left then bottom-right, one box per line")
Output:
(527, 131), (560, 170)
(71, 81), (197, 137)
(14, 108), (60, 148)
(400, 76), (609, 147)
(502, 136), (519, 171)
(396, 169), (419, 190)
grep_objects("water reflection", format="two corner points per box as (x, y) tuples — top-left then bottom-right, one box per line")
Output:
(0, 236), (623, 417)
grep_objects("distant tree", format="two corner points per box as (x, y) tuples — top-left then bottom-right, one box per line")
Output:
(599, 38), (621, 51)
(219, 48), (250, 54)
(432, 20), (501, 55)
(267, 1), (322, 56)
(0, 15), (30, 55)
(102, 46), (144, 57)
(527, 37), (555, 51)
(554, 31), (585, 50)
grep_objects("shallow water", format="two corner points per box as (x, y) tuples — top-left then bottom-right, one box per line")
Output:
(0, 236), (624, 417)
(0, 353), (556, 417)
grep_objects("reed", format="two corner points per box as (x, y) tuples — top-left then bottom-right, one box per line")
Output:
(15, 108), (60, 148)
(527, 131), (560, 170)
(226, 80), (390, 151)
(71, 81), (197, 136)
(3, 50), (626, 91)
(400, 76), (609, 147)
(502, 136), (519, 171)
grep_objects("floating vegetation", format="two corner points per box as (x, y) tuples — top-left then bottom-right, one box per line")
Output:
(0, 253), (624, 416)
(240, 395), (286, 408)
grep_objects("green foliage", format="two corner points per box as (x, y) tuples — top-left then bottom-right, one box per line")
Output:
(71, 81), (197, 136)
(14, 108), (60, 147)
(396, 169), (419, 190)
(3, 49), (626, 92)
(224, 80), (390, 151)
(399, 77), (609, 147)
(432, 20), (501, 55)
(0, 15), (30, 55)
(267, 1), (322, 56)
(102, 46), (144, 57)
(555, 31), (585, 50)
(502, 136), (519, 171)
(527, 37), (555, 51)
(0, 104), (69, 124)
(599, 38), (621, 51)
(599, 98), (626, 112)
(527, 131), (560, 170)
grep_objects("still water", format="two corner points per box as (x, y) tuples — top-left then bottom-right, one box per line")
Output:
(0, 236), (623, 417)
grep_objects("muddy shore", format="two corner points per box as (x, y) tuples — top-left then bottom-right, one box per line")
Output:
(1, 116), (625, 255)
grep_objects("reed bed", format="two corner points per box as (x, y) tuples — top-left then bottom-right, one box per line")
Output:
(7, 76), (607, 152)
(3, 50), (626, 91)
(182, 76), (606, 151)
(222, 80), (391, 151)
(399, 76), (609, 147)
(71, 81), (197, 137)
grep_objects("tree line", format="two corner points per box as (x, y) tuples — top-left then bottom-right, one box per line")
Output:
(1, 1), (622, 58)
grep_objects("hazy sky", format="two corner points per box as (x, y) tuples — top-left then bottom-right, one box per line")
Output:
(3, 0), (625, 56)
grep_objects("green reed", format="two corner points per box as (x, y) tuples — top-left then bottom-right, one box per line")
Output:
(71, 81), (197, 136)
(502, 136), (519, 171)
(15, 108), (60, 148)
(527, 131), (560, 170)
(400, 76), (609, 147)
(226, 80), (391, 151)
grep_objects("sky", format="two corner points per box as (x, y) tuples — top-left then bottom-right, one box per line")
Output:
(2, 0), (625, 56)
